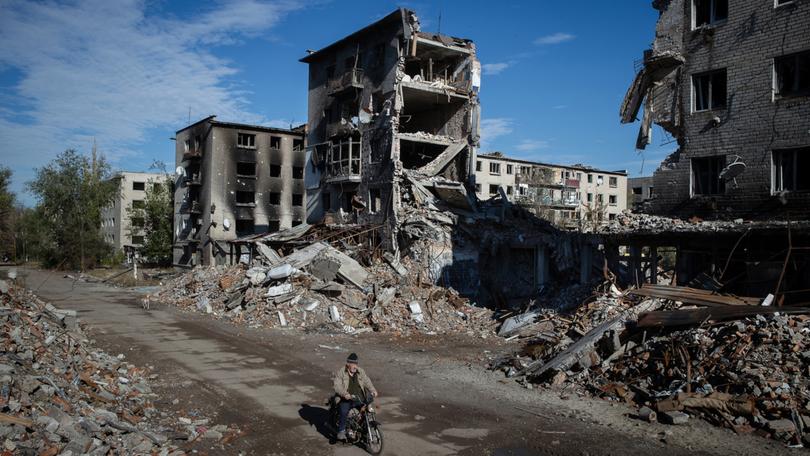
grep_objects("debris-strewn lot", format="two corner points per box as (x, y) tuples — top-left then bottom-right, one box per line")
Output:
(149, 251), (495, 337)
(0, 278), (240, 455)
(494, 281), (810, 447)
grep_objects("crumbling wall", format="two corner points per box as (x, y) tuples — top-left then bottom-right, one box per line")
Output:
(630, 0), (810, 219)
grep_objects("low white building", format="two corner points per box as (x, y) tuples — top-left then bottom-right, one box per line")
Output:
(101, 171), (168, 252)
(474, 152), (628, 228)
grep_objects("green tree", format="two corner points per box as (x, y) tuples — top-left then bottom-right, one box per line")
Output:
(127, 175), (174, 266)
(27, 149), (118, 270)
(0, 167), (16, 260)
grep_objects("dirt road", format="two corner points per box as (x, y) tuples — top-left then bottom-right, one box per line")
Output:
(9, 267), (787, 455)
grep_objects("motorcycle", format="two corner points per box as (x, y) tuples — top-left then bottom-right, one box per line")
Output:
(327, 393), (384, 454)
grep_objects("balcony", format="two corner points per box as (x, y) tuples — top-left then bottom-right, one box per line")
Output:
(328, 68), (364, 97)
(185, 173), (202, 187)
(564, 178), (580, 189)
(325, 138), (361, 183)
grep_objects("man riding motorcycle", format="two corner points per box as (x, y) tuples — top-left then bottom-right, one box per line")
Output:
(333, 353), (377, 441)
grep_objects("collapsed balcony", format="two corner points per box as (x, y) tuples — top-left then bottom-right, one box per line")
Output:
(403, 32), (477, 97)
(328, 68), (364, 98)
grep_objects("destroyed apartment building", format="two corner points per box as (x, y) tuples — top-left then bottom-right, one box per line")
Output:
(300, 8), (480, 248)
(173, 116), (306, 267)
(610, 0), (810, 301)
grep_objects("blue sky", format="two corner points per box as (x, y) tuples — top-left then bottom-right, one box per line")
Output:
(0, 0), (674, 205)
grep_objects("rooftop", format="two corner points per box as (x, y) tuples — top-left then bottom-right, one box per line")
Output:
(478, 152), (627, 176)
(175, 116), (305, 136)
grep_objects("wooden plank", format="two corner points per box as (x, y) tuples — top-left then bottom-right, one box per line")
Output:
(0, 412), (33, 427)
(628, 285), (760, 306)
(637, 306), (810, 328)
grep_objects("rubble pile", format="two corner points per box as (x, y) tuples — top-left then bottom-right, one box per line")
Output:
(150, 250), (495, 336)
(495, 281), (810, 446)
(0, 280), (236, 455)
(603, 212), (810, 235)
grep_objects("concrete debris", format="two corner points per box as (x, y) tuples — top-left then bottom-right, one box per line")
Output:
(492, 277), (810, 445)
(0, 281), (239, 455)
(150, 234), (496, 335)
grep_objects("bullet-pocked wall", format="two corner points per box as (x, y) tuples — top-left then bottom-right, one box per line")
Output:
(173, 117), (306, 267)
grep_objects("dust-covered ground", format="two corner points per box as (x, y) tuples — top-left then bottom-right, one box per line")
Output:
(7, 266), (789, 456)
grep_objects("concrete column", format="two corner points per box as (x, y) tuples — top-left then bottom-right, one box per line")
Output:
(649, 246), (658, 284)
(535, 246), (549, 287)
(580, 245), (592, 284)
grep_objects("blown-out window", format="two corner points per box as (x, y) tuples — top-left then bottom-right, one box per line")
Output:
(773, 148), (810, 192)
(693, 69), (727, 111)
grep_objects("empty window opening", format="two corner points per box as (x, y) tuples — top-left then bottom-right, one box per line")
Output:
(691, 156), (726, 195)
(237, 133), (255, 148)
(270, 136), (282, 149)
(692, 69), (727, 111)
(183, 140), (190, 152)
(235, 219), (254, 237)
(693, 0), (727, 28)
(489, 184), (499, 196)
(268, 220), (280, 232)
(132, 181), (145, 191)
(131, 217), (144, 228)
(587, 174), (593, 183)
(476, 160), (482, 172)
(597, 194), (604, 204)
(132, 200), (145, 209)
(489, 162), (501, 175)
(269, 164), (281, 177)
(369, 188), (382, 213)
(269, 192), (280, 205)
(292, 220), (303, 227)
(236, 162), (256, 176)
(587, 193), (593, 202)
(608, 195), (618, 206)
(649, 187), (655, 197)
(506, 164), (514, 175)
(292, 166), (304, 179)
(399, 140), (445, 169)
(609, 176), (618, 188)
(632, 187), (643, 195)
(292, 193), (303, 206)
(775, 50), (810, 98)
(194, 135), (201, 151)
(236, 191), (255, 205)
(293, 138), (304, 150)
(773, 147), (810, 192)
(131, 235), (144, 245)
(506, 186), (513, 195)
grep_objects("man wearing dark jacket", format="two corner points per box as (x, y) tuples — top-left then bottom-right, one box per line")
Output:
(333, 353), (377, 441)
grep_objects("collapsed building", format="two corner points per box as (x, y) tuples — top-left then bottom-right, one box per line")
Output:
(612, 0), (810, 302)
(173, 116), (306, 267)
(300, 8), (481, 249)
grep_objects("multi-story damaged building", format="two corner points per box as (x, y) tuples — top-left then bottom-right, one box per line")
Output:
(300, 8), (480, 245)
(102, 171), (168, 252)
(173, 116), (306, 267)
(622, 0), (810, 218)
(474, 152), (628, 228)
(626, 176), (655, 213)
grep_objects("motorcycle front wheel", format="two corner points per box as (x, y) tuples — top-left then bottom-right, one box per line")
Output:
(365, 423), (384, 455)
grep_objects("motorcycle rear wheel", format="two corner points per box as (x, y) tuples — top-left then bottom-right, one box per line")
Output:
(365, 424), (384, 455)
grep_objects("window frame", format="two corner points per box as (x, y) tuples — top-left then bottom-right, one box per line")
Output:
(692, 0), (728, 29)
(489, 162), (501, 175)
(235, 191), (255, 206)
(690, 156), (726, 196)
(772, 147), (810, 193)
(773, 50), (810, 99)
(692, 69), (727, 112)
(236, 161), (257, 177)
(237, 132), (256, 149)
(608, 176), (618, 188)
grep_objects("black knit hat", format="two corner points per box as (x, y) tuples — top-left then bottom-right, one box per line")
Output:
(346, 353), (359, 364)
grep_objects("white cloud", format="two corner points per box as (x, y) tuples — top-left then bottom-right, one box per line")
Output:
(534, 32), (575, 45)
(480, 118), (513, 150)
(0, 0), (303, 199)
(482, 62), (511, 75)
(515, 139), (550, 152)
